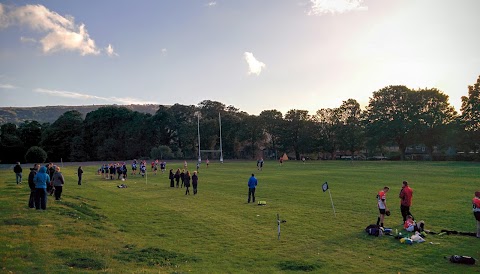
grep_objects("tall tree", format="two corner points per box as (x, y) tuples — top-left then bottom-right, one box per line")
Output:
(0, 123), (24, 163)
(314, 108), (340, 159)
(42, 110), (83, 161)
(414, 88), (457, 159)
(366, 85), (416, 160)
(259, 110), (283, 159)
(336, 99), (365, 158)
(18, 120), (43, 149)
(283, 109), (310, 160)
(460, 75), (480, 156)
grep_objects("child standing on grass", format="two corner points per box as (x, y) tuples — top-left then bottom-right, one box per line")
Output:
(376, 186), (390, 228)
(192, 171), (198, 195)
(184, 171), (191, 195)
(77, 166), (83, 185)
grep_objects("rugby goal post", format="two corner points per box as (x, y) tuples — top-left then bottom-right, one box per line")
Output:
(197, 113), (223, 163)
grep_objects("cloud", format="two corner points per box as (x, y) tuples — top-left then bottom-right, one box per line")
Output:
(0, 83), (17, 89)
(308, 0), (367, 15)
(0, 3), (114, 56)
(34, 88), (156, 105)
(206, 2), (217, 7)
(244, 52), (266, 76)
(161, 48), (167, 55)
(20, 36), (36, 43)
(105, 44), (118, 57)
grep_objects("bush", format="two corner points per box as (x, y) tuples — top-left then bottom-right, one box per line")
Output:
(25, 146), (47, 163)
(150, 145), (174, 160)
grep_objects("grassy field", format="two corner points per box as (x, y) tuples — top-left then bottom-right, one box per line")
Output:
(1, 160), (479, 273)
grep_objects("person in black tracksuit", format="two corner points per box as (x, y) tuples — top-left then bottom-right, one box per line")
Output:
(192, 171), (198, 195)
(174, 169), (180, 188)
(77, 166), (83, 185)
(169, 169), (175, 187)
(28, 164), (39, 208)
(184, 171), (191, 195)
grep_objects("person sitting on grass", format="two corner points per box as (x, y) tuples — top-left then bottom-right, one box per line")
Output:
(404, 215), (425, 232)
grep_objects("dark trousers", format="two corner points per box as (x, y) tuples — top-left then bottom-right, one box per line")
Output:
(193, 183), (198, 194)
(248, 188), (256, 203)
(401, 205), (412, 222)
(78, 175), (82, 185)
(28, 189), (36, 208)
(54, 186), (63, 200)
(185, 186), (190, 195)
(170, 179), (175, 187)
(175, 179), (179, 187)
(35, 188), (47, 210)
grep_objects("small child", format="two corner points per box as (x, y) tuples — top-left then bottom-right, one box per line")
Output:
(404, 215), (425, 232)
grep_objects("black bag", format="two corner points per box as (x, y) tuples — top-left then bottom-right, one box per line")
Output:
(365, 224), (382, 236)
(448, 255), (476, 265)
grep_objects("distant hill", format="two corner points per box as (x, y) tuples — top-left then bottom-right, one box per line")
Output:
(0, 104), (161, 125)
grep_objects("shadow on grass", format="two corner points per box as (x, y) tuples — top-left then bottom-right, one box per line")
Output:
(54, 201), (106, 221)
(4, 218), (40, 226)
(54, 250), (105, 270)
(114, 245), (198, 267)
(278, 260), (321, 272)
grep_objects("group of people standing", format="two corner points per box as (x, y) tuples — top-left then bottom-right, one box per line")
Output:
(169, 167), (199, 195)
(377, 181), (480, 237)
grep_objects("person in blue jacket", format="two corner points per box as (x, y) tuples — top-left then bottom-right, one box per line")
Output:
(34, 166), (51, 210)
(247, 173), (258, 203)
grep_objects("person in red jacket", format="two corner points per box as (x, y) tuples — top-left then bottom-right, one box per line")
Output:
(473, 191), (480, 238)
(399, 181), (413, 222)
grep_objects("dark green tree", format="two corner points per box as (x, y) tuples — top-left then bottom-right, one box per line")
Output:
(283, 109), (310, 160)
(460, 75), (480, 157)
(18, 121), (42, 149)
(366, 85), (416, 160)
(0, 123), (24, 163)
(314, 108), (340, 159)
(25, 146), (48, 163)
(259, 110), (283, 159)
(336, 99), (365, 158)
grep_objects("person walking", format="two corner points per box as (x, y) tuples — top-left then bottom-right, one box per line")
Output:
(51, 166), (65, 200)
(77, 166), (84, 185)
(247, 174), (258, 203)
(169, 169), (175, 187)
(13, 162), (23, 184)
(399, 180), (413, 222)
(376, 186), (390, 228)
(473, 191), (480, 238)
(174, 168), (181, 188)
(184, 171), (191, 195)
(28, 164), (39, 208)
(34, 166), (50, 210)
(192, 171), (198, 195)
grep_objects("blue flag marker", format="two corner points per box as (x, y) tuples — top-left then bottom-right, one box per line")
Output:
(322, 182), (329, 192)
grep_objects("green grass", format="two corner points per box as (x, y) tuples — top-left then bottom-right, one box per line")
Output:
(0, 160), (479, 273)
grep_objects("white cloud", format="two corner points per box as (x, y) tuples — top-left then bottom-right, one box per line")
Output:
(206, 2), (217, 7)
(308, 0), (367, 15)
(0, 83), (17, 89)
(244, 52), (266, 76)
(105, 44), (118, 57)
(161, 48), (167, 55)
(34, 88), (155, 105)
(20, 36), (36, 43)
(0, 3), (114, 56)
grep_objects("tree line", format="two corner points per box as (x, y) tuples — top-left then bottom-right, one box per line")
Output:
(1, 76), (479, 163)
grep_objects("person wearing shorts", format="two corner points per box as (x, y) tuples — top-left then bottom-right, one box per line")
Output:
(376, 186), (390, 227)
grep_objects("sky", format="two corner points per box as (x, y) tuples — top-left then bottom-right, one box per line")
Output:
(0, 0), (479, 115)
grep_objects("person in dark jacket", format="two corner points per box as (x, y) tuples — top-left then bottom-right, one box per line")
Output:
(34, 166), (51, 210)
(174, 169), (180, 188)
(28, 164), (39, 208)
(77, 166), (84, 185)
(13, 162), (23, 184)
(51, 166), (65, 200)
(184, 171), (191, 195)
(192, 171), (199, 195)
(180, 169), (185, 188)
(169, 169), (175, 187)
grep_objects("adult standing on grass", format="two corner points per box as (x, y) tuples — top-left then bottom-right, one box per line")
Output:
(376, 186), (390, 227)
(13, 162), (22, 184)
(169, 169), (175, 187)
(51, 166), (65, 201)
(247, 174), (258, 203)
(174, 168), (181, 188)
(28, 163), (39, 208)
(192, 171), (198, 195)
(473, 191), (480, 238)
(399, 181), (413, 222)
(184, 171), (191, 195)
(77, 166), (84, 185)
(180, 169), (185, 188)
(34, 166), (50, 210)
